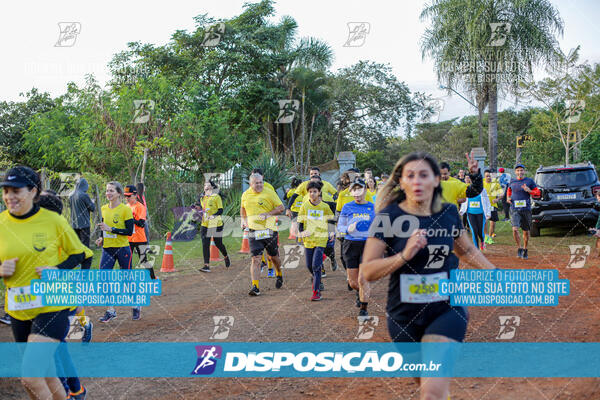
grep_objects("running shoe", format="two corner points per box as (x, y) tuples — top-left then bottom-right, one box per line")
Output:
(358, 309), (368, 317)
(484, 236), (494, 245)
(82, 321), (93, 343)
(199, 265), (211, 273)
(321, 267), (327, 278)
(69, 386), (87, 400)
(311, 291), (322, 301)
(275, 276), (283, 289)
(249, 285), (260, 296)
(99, 310), (116, 323)
(480, 243), (486, 251)
(347, 283), (353, 291)
(224, 256), (231, 268)
(319, 282), (324, 291)
(522, 248), (528, 260)
(267, 268), (275, 278)
(132, 307), (141, 321)
(331, 259), (338, 271)
(0, 313), (11, 325)
(517, 248), (523, 258)
(491, 233), (497, 238)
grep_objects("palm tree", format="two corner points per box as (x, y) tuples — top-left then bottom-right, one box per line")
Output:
(421, 0), (563, 169)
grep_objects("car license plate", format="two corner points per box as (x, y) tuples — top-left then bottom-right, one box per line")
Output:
(556, 193), (577, 200)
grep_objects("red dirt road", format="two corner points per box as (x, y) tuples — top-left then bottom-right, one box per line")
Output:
(1, 242), (599, 399)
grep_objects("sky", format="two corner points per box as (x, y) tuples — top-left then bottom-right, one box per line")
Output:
(1, 0), (599, 121)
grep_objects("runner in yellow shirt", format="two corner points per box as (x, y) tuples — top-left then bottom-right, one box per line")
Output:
(199, 181), (230, 272)
(0, 166), (92, 400)
(438, 155), (483, 211)
(483, 170), (504, 243)
(297, 181), (335, 301)
(241, 173), (285, 295)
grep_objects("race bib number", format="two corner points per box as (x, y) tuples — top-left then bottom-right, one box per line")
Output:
(514, 200), (526, 208)
(400, 272), (449, 304)
(255, 229), (271, 240)
(469, 201), (480, 208)
(104, 231), (117, 239)
(308, 209), (324, 220)
(7, 286), (43, 311)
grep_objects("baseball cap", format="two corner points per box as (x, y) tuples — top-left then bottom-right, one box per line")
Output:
(124, 185), (138, 196)
(0, 166), (41, 190)
(498, 167), (505, 173)
(350, 178), (366, 190)
(514, 163), (525, 170)
(348, 167), (360, 173)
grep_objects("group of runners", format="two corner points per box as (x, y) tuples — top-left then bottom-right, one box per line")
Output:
(1, 151), (597, 400)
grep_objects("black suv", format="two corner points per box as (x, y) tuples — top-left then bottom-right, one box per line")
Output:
(531, 163), (600, 236)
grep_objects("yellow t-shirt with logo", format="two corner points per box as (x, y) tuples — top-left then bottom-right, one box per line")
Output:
(336, 188), (374, 212)
(0, 208), (93, 321)
(287, 188), (303, 212)
(241, 188), (283, 231)
(483, 180), (503, 208)
(101, 203), (134, 248)
(201, 194), (224, 228)
(297, 200), (334, 248)
(440, 177), (469, 209)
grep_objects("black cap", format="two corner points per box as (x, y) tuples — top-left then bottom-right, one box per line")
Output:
(348, 167), (360, 173)
(350, 178), (366, 189)
(124, 185), (137, 196)
(0, 166), (41, 190)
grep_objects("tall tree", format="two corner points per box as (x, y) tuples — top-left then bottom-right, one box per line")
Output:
(421, 0), (563, 169)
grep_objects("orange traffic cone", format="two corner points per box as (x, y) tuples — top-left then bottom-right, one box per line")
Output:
(239, 229), (250, 254)
(210, 238), (223, 262)
(160, 232), (176, 272)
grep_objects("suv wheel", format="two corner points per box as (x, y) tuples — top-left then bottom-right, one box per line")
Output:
(530, 223), (540, 237)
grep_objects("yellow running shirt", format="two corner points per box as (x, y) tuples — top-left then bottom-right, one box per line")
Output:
(287, 188), (303, 212)
(297, 200), (333, 248)
(336, 188), (374, 212)
(295, 180), (337, 200)
(0, 208), (92, 321)
(440, 177), (469, 209)
(101, 203), (134, 248)
(201, 194), (224, 228)
(483, 180), (503, 209)
(241, 188), (283, 230)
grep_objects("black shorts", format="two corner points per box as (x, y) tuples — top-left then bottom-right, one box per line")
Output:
(510, 208), (532, 231)
(387, 306), (469, 343)
(248, 230), (279, 257)
(10, 309), (70, 342)
(489, 209), (499, 222)
(342, 239), (366, 269)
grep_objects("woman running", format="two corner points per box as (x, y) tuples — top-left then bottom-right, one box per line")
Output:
(297, 181), (334, 301)
(361, 152), (496, 400)
(459, 176), (491, 251)
(337, 178), (375, 316)
(199, 180), (230, 272)
(95, 181), (140, 322)
(124, 185), (156, 279)
(0, 166), (92, 400)
(366, 177), (377, 200)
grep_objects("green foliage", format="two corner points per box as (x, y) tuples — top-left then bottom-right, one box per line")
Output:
(355, 150), (394, 176)
(242, 153), (290, 190)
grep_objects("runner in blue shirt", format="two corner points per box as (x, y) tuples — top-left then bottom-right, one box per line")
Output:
(506, 164), (541, 259)
(337, 178), (375, 316)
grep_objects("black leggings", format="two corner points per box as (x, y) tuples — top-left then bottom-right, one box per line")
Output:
(467, 213), (485, 248)
(201, 225), (228, 265)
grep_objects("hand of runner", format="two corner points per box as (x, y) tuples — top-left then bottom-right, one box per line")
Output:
(465, 151), (479, 174)
(457, 197), (466, 204)
(0, 257), (18, 277)
(97, 222), (111, 232)
(521, 184), (531, 193)
(95, 237), (103, 247)
(348, 221), (358, 233)
(401, 229), (427, 261)
(35, 266), (57, 276)
(285, 209), (292, 218)
(298, 230), (311, 238)
(258, 213), (269, 221)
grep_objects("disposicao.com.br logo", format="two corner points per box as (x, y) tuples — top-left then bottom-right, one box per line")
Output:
(208, 350), (441, 374)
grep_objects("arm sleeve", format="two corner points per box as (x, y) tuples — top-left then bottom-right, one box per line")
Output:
(459, 201), (467, 215)
(56, 252), (87, 269)
(337, 206), (350, 234)
(214, 208), (223, 216)
(465, 169), (483, 198)
(287, 193), (299, 209)
(112, 219), (134, 236)
(134, 218), (145, 227)
(507, 187), (512, 197)
(85, 194), (95, 212)
(530, 187), (541, 197)
(482, 190), (492, 218)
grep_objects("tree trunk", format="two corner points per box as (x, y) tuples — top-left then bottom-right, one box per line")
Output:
(300, 89), (306, 174)
(140, 148), (148, 183)
(289, 122), (296, 167)
(478, 103), (484, 148)
(565, 142), (570, 165)
(306, 113), (316, 169)
(488, 83), (498, 170)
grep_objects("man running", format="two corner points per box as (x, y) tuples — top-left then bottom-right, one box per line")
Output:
(69, 177), (95, 270)
(498, 167), (512, 221)
(507, 164), (540, 259)
(439, 155), (483, 210)
(241, 173), (285, 295)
